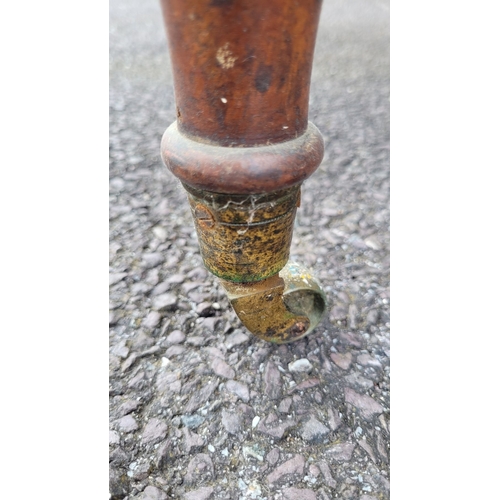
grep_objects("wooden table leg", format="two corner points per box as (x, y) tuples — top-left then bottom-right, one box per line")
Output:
(159, 0), (326, 343)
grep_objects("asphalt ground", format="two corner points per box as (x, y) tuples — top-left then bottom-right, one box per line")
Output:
(109, 1), (390, 498)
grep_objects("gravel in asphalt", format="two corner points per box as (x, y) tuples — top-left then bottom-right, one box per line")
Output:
(110, 0), (390, 498)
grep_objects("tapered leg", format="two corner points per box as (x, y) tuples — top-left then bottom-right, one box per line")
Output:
(159, 0), (326, 342)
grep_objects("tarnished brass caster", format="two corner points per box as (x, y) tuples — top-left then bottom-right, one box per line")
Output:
(159, 161), (328, 342)
(221, 262), (326, 344)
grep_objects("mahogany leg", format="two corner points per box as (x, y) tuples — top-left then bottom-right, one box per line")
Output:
(159, 0), (326, 343)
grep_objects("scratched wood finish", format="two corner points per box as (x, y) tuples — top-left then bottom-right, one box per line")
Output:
(160, 0), (323, 147)
(161, 121), (323, 194)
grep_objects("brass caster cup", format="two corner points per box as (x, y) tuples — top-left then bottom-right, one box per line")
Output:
(183, 184), (301, 283)
(220, 261), (326, 344)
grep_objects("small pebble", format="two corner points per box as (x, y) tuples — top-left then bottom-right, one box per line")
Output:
(152, 293), (177, 312)
(165, 330), (185, 344)
(142, 311), (162, 329)
(288, 359), (313, 373)
(181, 414), (205, 429)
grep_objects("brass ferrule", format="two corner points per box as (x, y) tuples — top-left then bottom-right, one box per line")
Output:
(180, 183), (327, 343)
(183, 184), (300, 283)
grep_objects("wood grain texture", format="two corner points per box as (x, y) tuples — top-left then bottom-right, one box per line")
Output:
(160, 0), (323, 146)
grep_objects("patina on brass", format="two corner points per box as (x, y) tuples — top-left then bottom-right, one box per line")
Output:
(159, 0), (327, 342)
(183, 184), (300, 283)
(182, 183), (327, 342)
(221, 262), (326, 344)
